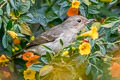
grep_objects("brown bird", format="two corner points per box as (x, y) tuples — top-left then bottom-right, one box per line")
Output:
(26, 15), (89, 55)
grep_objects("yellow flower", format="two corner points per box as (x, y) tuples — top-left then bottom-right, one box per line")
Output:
(22, 0), (26, 2)
(7, 31), (18, 39)
(12, 48), (15, 53)
(14, 47), (19, 51)
(72, 47), (76, 51)
(63, 51), (69, 56)
(100, 0), (112, 2)
(30, 36), (35, 41)
(9, 11), (21, 20)
(0, 55), (9, 63)
(79, 42), (91, 55)
(79, 77), (83, 80)
(24, 69), (36, 80)
(11, 16), (18, 20)
(80, 26), (99, 40)
(9, 11), (18, 20)
(72, 0), (80, 8)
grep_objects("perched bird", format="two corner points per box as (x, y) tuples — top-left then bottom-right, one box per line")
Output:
(26, 15), (89, 55)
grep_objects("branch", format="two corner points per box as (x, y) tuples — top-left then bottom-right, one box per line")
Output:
(0, 0), (8, 8)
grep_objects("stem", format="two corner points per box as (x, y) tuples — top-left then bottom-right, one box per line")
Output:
(96, 40), (120, 45)
(88, 60), (103, 74)
(11, 49), (25, 58)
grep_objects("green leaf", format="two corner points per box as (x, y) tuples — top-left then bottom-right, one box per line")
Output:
(40, 56), (49, 64)
(92, 22), (101, 29)
(0, 40), (4, 53)
(17, 33), (25, 37)
(7, 20), (12, 30)
(111, 22), (120, 32)
(89, 39), (95, 47)
(93, 71), (99, 80)
(2, 34), (8, 48)
(17, 1), (31, 14)
(0, 0), (4, 3)
(41, 45), (52, 51)
(82, 0), (91, 6)
(59, 39), (64, 46)
(36, 73), (39, 80)
(6, 3), (11, 15)
(105, 17), (119, 23)
(46, 52), (52, 62)
(31, 0), (35, 4)
(9, 0), (17, 9)
(88, 6), (99, 14)
(52, 2), (60, 15)
(14, 10), (19, 16)
(90, 0), (99, 3)
(59, 6), (68, 20)
(22, 13), (47, 26)
(100, 8), (118, 17)
(13, 58), (26, 67)
(59, 1), (69, 20)
(76, 35), (84, 40)
(86, 64), (91, 75)
(0, 17), (2, 29)
(13, 24), (21, 32)
(98, 44), (106, 55)
(101, 20), (120, 28)
(0, 8), (3, 15)
(5, 45), (12, 56)
(39, 65), (53, 76)
(45, 9), (58, 22)
(79, 5), (87, 17)
(29, 63), (43, 72)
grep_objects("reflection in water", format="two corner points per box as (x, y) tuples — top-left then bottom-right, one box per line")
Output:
(40, 55), (92, 80)
(0, 66), (17, 80)
(1, 50), (120, 80)
(110, 49), (120, 80)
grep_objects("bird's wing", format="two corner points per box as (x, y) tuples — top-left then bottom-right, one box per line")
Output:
(28, 35), (56, 47)
(28, 25), (63, 47)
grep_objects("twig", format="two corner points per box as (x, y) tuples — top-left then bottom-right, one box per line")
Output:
(11, 49), (25, 58)
(11, 43), (31, 58)
(96, 40), (120, 45)
(0, 0), (8, 8)
(11, 42), (40, 58)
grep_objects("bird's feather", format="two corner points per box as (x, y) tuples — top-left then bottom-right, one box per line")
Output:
(28, 25), (63, 47)
(26, 15), (88, 55)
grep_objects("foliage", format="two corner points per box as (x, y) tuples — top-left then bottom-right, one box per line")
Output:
(0, 0), (120, 80)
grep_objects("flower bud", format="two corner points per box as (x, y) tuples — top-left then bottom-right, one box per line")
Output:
(7, 31), (17, 39)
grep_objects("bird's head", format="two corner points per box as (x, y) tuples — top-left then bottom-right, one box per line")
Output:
(63, 15), (89, 32)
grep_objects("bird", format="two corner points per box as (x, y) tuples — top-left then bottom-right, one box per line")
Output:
(26, 15), (89, 55)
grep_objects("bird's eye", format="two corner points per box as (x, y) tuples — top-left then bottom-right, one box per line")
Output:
(77, 19), (81, 23)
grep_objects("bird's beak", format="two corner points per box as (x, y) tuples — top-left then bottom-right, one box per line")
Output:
(85, 19), (94, 24)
